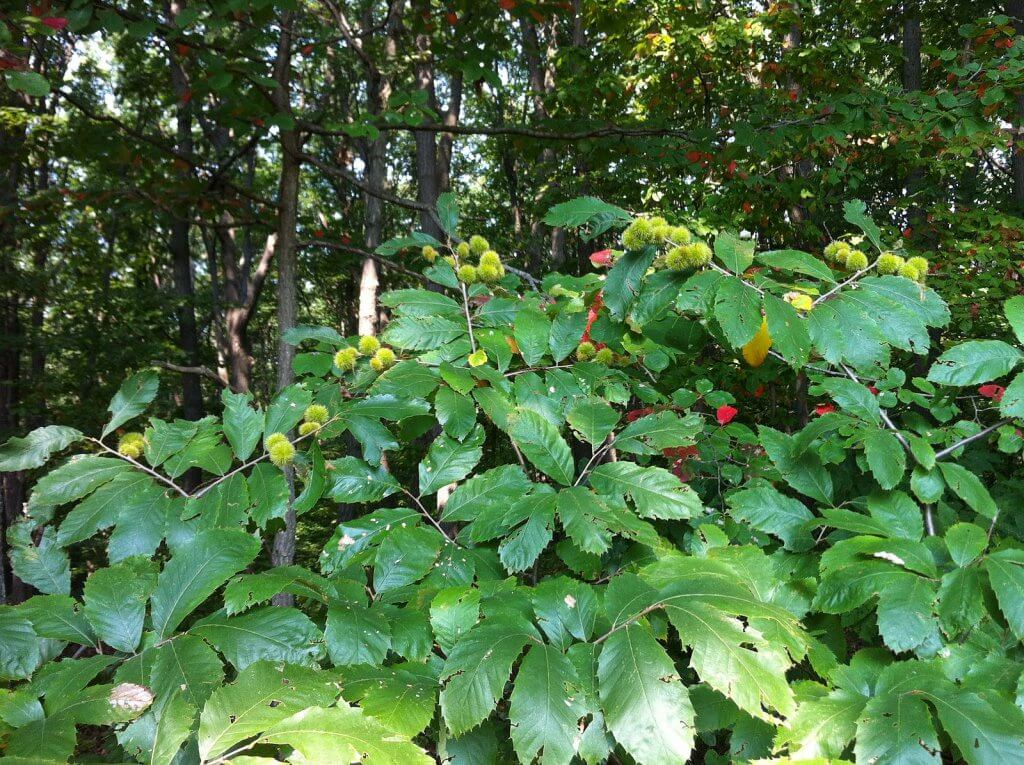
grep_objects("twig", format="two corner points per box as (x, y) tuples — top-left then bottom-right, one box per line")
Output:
(813, 260), (879, 306)
(151, 361), (234, 391)
(87, 438), (190, 498)
(403, 489), (459, 546)
(593, 603), (665, 644)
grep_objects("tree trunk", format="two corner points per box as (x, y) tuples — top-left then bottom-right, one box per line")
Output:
(1010, 1), (1024, 213)
(902, 4), (925, 227)
(270, 13), (301, 584)
(167, 1), (204, 429)
(413, 22), (443, 239)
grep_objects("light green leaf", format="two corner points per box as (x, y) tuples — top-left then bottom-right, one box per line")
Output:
(820, 378), (881, 425)
(938, 462), (997, 519)
(507, 407), (574, 485)
(57, 470), (157, 545)
(374, 525), (442, 592)
(514, 306), (551, 366)
(714, 231), (755, 273)
(764, 293), (811, 367)
(150, 528), (260, 638)
(6, 70), (50, 97)
(543, 197), (630, 239)
(603, 249), (656, 318)
(1005, 296), (1024, 345)
(384, 316), (466, 350)
(103, 370), (159, 437)
(509, 644), (583, 765)
(247, 463), (289, 528)
(264, 385), (312, 437)
(726, 481), (814, 551)
(863, 429), (905, 490)
(440, 615), (538, 735)
(222, 389), (263, 460)
(9, 527), (70, 595)
(326, 457), (401, 503)
(434, 388), (477, 439)
(381, 289), (463, 318)
(194, 607), (323, 670)
(614, 411), (701, 455)
(198, 661), (339, 760)
(566, 397), (619, 446)
(0, 426), (83, 472)
(590, 462), (702, 520)
(944, 523), (987, 567)
(31, 455), (131, 507)
(757, 249), (836, 282)
(842, 199), (883, 251)
(598, 624), (695, 765)
(83, 557), (158, 653)
(149, 690), (196, 765)
(927, 340), (1022, 386)
(714, 278), (762, 348)
(985, 550), (1024, 640)
(325, 601), (391, 666)
(418, 425), (484, 495)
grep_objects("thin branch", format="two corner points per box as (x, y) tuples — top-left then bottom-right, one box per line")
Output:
(934, 419), (1011, 461)
(301, 119), (696, 142)
(151, 361), (233, 391)
(87, 437), (190, 498)
(300, 239), (436, 285)
(593, 603), (665, 645)
(813, 259), (879, 306)
(403, 489), (459, 546)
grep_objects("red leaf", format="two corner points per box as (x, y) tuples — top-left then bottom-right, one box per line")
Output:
(499, 0), (516, 9)
(589, 249), (613, 267)
(814, 403), (836, 416)
(979, 384), (1005, 402)
(716, 405), (738, 426)
(867, 386), (879, 395)
(41, 17), (68, 30)
(625, 407), (653, 423)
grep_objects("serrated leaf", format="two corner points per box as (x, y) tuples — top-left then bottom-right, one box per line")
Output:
(757, 249), (836, 282)
(384, 316), (466, 350)
(326, 457), (401, 503)
(509, 644), (583, 765)
(222, 390), (263, 460)
(566, 397), (619, 446)
(843, 199), (883, 251)
(31, 455), (131, 507)
(938, 462), (997, 519)
(764, 293), (811, 367)
(418, 425), (484, 495)
(149, 528), (260, 638)
(590, 462), (702, 520)
(598, 624), (695, 764)
(325, 601), (391, 666)
(0, 426), (82, 472)
(103, 370), (159, 437)
(194, 607), (323, 670)
(726, 481), (814, 551)
(83, 557), (158, 653)
(439, 615), (538, 735)
(603, 249), (656, 318)
(514, 306), (551, 366)
(507, 408), (574, 485)
(714, 231), (755, 273)
(374, 525), (442, 592)
(927, 340), (1022, 386)
(714, 279), (763, 348)
(986, 550), (1024, 640)
(863, 429), (905, 490)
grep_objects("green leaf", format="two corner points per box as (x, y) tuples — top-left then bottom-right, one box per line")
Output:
(777, 688), (865, 760)
(259, 704), (433, 764)
(384, 316), (466, 350)
(31, 455), (131, 507)
(603, 249), (656, 318)
(498, 493), (556, 572)
(759, 426), (833, 503)
(150, 634), (224, 710)
(434, 388), (477, 439)
(927, 340), (1023, 386)
(543, 196), (631, 239)
(1005, 296), (1024, 345)
(875, 573), (940, 654)
(714, 231), (755, 273)
(509, 644), (583, 765)
(863, 429), (906, 490)
(57, 470), (158, 545)
(21, 594), (95, 645)
(714, 279), (762, 348)
(6, 71), (50, 97)
(842, 199), (883, 251)
(507, 407), (574, 485)
(326, 457), (401, 503)
(436, 191), (459, 235)
(150, 528), (261, 638)
(1001, 369), (1024, 420)
(590, 462), (702, 520)
(726, 481), (814, 551)
(198, 661), (339, 760)
(0, 609), (42, 680)
(938, 462), (997, 519)
(430, 586), (481, 654)
(0, 426), (82, 472)
(382, 289), (463, 318)
(222, 390), (263, 460)
(149, 689), (197, 765)
(374, 526), (442, 592)
(514, 306), (551, 366)
(247, 463), (289, 528)
(102, 370), (159, 437)
(439, 615), (538, 735)
(418, 425), (484, 495)
(264, 385), (312, 437)
(194, 607), (323, 670)
(985, 550), (1024, 640)
(162, 420), (232, 479)
(820, 378), (881, 425)
(83, 557), (158, 652)
(325, 601), (392, 666)
(614, 411), (700, 455)
(566, 396), (620, 446)
(143, 418), (198, 467)
(764, 293), (811, 367)
(441, 464), (532, 522)
(757, 249), (836, 282)
(9, 527), (70, 595)
(944, 522), (987, 567)
(376, 231), (442, 257)
(549, 310), (588, 361)
(598, 624), (695, 765)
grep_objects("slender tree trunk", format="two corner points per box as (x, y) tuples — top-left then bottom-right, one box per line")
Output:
(271, 12), (301, 584)
(903, 4), (925, 228)
(779, 19), (810, 231)
(167, 1), (204, 429)
(1010, 1), (1024, 213)
(413, 21), (443, 239)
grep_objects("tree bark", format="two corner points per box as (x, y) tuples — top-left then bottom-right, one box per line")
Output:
(413, 19), (443, 239)
(167, 1), (204, 429)
(270, 12), (301, 583)
(1010, 1), (1024, 213)
(902, 4), (925, 227)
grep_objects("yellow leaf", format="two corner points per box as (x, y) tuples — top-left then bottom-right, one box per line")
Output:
(742, 319), (772, 367)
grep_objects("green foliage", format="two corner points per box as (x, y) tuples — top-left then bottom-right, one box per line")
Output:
(4, 198), (1024, 765)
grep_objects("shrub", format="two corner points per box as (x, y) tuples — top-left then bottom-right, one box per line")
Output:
(2, 196), (1023, 764)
